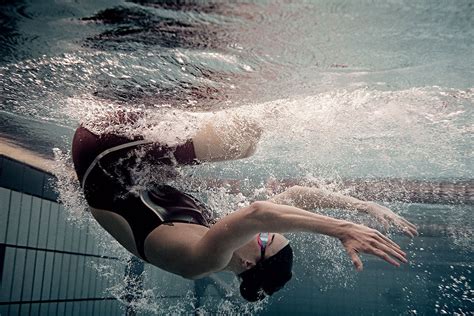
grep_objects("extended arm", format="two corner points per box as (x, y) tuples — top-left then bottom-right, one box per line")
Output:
(189, 201), (407, 278)
(270, 185), (368, 210)
(270, 185), (418, 237)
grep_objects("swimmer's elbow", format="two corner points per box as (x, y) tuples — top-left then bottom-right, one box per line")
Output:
(249, 201), (269, 212)
(247, 201), (276, 222)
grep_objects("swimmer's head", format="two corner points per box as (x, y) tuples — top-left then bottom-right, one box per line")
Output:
(237, 233), (293, 302)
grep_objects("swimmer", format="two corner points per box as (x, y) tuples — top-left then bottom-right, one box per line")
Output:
(72, 113), (418, 302)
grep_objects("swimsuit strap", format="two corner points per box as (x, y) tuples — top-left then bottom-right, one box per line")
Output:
(81, 139), (152, 189)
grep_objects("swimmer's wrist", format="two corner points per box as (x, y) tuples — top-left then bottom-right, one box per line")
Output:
(354, 201), (370, 213)
(332, 220), (356, 239)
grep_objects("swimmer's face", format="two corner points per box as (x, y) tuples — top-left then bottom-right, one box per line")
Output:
(234, 233), (289, 272)
(261, 233), (289, 261)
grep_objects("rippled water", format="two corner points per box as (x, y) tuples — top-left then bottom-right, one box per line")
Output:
(1, 0), (473, 315)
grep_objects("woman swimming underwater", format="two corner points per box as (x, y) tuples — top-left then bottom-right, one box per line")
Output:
(72, 111), (418, 302)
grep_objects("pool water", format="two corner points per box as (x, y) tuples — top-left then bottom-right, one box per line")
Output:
(0, 0), (472, 315)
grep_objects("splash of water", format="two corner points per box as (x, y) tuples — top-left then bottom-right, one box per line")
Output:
(49, 85), (473, 314)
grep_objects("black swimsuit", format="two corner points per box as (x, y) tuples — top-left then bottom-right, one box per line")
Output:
(72, 126), (213, 262)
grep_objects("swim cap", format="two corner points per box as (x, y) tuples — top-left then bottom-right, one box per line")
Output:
(238, 244), (293, 302)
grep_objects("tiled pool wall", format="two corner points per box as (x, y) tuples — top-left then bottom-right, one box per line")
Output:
(0, 156), (127, 315)
(0, 156), (211, 315)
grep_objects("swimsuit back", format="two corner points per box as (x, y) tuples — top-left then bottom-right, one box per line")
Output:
(72, 126), (213, 261)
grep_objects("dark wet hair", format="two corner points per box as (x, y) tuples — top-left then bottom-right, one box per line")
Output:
(238, 244), (293, 302)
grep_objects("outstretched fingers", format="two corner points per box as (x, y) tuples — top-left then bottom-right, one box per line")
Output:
(391, 215), (418, 237)
(373, 240), (407, 264)
(397, 221), (417, 238)
(346, 248), (363, 271)
(371, 203), (418, 238)
(341, 222), (412, 271)
(403, 220), (417, 230)
(376, 231), (401, 249)
(402, 227), (415, 238)
(370, 248), (400, 267)
(372, 231), (409, 262)
(380, 218), (390, 232)
(401, 218), (418, 236)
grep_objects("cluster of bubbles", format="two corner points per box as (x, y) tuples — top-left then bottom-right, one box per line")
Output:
(435, 269), (473, 315)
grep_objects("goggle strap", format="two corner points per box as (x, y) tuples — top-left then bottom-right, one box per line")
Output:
(258, 232), (269, 261)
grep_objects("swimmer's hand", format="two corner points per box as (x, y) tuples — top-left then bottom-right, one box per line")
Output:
(338, 222), (408, 271)
(360, 202), (418, 238)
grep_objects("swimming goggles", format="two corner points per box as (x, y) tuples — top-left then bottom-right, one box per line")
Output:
(257, 233), (273, 263)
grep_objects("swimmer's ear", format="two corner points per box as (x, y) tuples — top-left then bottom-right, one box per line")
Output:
(346, 248), (363, 271)
(241, 259), (256, 270)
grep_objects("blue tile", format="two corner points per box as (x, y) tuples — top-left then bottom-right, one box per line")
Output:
(17, 194), (32, 246)
(52, 302), (61, 315)
(7, 304), (20, 315)
(89, 262), (98, 297)
(6, 191), (22, 244)
(11, 248), (26, 301)
(79, 302), (90, 316)
(42, 175), (59, 202)
(21, 250), (36, 301)
(38, 200), (52, 248)
(50, 254), (63, 300)
(65, 301), (74, 316)
(79, 227), (87, 254)
(105, 300), (112, 315)
(21, 165), (45, 197)
(90, 301), (100, 316)
(0, 244), (4, 286)
(19, 303), (31, 316)
(71, 222), (80, 253)
(86, 226), (94, 254)
(86, 301), (94, 315)
(81, 260), (91, 298)
(30, 304), (41, 315)
(67, 256), (78, 299)
(98, 300), (106, 315)
(0, 247), (15, 301)
(28, 197), (42, 247)
(74, 257), (85, 299)
(0, 305), (8, 316)
(0, 188), (11, 243)
(62, 213), (74, 252)
(74, 301), (82, 316)
(114, 302), (123, 316)
(55, 204), (66, 251)
(41, 252), (54, 300)
(31, 251), (45, 301)
(47, 202), (62, 249)
(82, 302), (94, 316)
(0, 158), (24, 192)
(59, 255), (71, 300)
(39, 303), (50, 315)
(0, 157), (59, 201)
